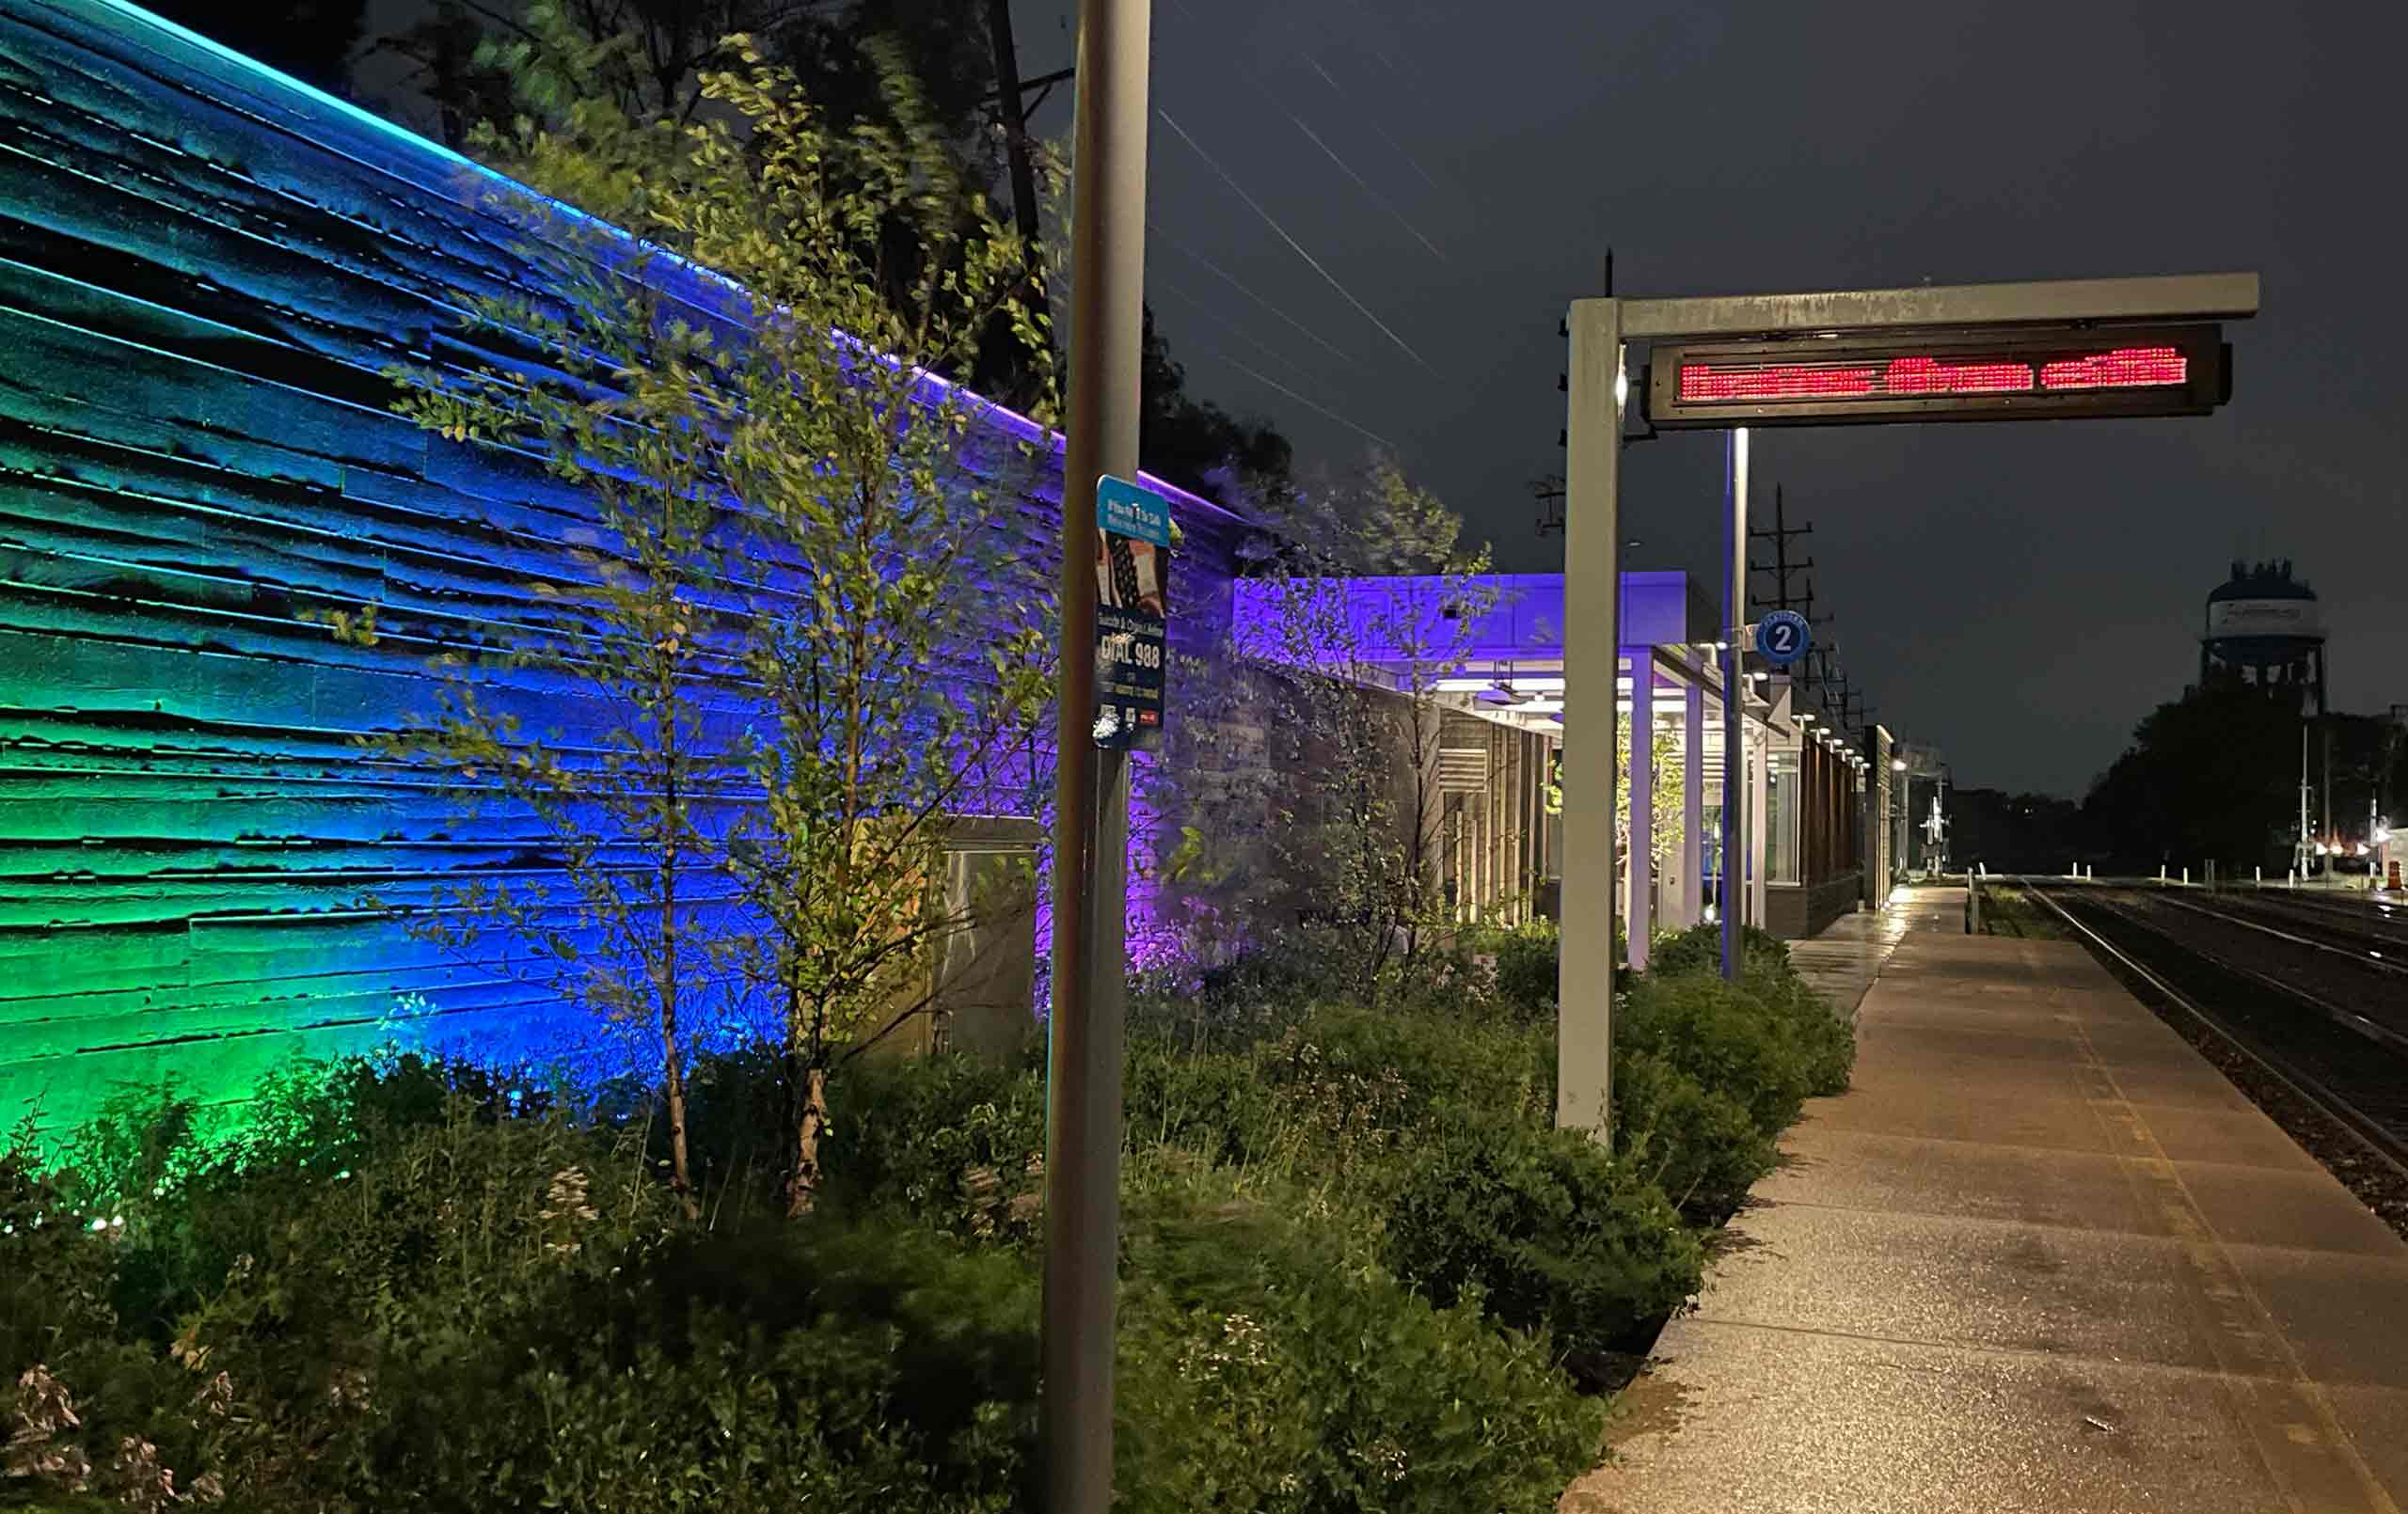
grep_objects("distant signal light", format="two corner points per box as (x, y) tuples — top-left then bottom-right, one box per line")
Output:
(1646, 325), (2225, 427)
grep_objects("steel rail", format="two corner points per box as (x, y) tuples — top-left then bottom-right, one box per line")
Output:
(2147, 891), (2408, 978)
(2016, 877), (2408, 1182)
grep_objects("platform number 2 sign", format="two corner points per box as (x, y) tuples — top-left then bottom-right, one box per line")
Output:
(1755, 609), (1812, 669)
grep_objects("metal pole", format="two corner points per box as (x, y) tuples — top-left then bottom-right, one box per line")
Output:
(1683, 684), (1705, 930)
(1628, 664), (1654, 970)
(1719, 428), (1749, 980)
(2322, 719), (2334, 860)
(1043, 3), (1149, 1508)
(2301, 723), (2312, 879)
(1558, 298), (1623, 1134)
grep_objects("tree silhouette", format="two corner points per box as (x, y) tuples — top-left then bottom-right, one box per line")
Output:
(147, 0), (369, 95)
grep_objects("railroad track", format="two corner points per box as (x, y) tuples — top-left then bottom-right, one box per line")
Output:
(2012, 877), (2408, 1179)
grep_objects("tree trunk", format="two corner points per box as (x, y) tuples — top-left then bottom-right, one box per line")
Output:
(786, 1063), (828, 1219)
(984, 0), (1042, 251)
(658, 659), (699, 1220)
(659, 1008), (698, 1222)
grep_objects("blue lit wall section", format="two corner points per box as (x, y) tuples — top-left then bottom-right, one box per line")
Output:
(0, 0), (1243, 1134)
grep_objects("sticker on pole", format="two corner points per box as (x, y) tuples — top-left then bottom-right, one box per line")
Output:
(1093, 475), (1171, 750)
(1755, 609), (1812, 668)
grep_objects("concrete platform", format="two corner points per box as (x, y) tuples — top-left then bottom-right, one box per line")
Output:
(1567, 888), (2408, 1514)
(1782, 886), (1941, 1020)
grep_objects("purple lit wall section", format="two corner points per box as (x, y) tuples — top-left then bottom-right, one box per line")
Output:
(1229, 571), (1715, 672)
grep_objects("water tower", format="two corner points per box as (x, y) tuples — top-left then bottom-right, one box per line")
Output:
(2199, 560), (2325, 714)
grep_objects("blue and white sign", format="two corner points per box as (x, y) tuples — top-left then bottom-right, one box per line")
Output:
(1097, 474), (1173, 547)
(1755, 608), (1813, 668)
(1093, 475), (1173, 749)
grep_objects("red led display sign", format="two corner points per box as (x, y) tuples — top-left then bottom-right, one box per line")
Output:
(1643, 323), (2228, 428)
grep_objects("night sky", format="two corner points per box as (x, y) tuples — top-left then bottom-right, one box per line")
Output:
(365, 0), (2408, 797)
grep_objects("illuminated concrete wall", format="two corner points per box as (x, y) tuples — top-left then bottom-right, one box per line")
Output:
(0, 0), (1241, 1134)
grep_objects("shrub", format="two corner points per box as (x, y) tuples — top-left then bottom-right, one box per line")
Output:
(1128, 929), (1347, 1049)
(1611, 1049), (1779, 1221)
(817, 1050), (1048, 1239)
(1255, 1005), (1553, 1133)
(1122, 1034), (1290, 1169)
(1640, 921), (1853, 1107)
(1747, 971), (1857, 1097)
(1374, 936), (1497, 1015)
(1647, 920), (1793, 980)
(1117, 1155), (1606, 1514)
(1481, 921), (1561, 1018)
(1618, 970), (1814, 1135)
(9, 1093), (1039, 1513)
(1375, 1102), (1703, 1369)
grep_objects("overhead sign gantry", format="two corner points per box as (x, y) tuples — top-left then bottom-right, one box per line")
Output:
(1557, 272), (2260, 1136)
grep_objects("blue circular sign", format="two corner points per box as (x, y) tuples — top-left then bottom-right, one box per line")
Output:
(1756, 609), (1813, 668)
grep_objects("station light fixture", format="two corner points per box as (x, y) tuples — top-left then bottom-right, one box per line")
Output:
(1892, 758), (1909, 771)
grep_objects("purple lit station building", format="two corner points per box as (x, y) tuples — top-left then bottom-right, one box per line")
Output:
(1240, 572), (1881, 958)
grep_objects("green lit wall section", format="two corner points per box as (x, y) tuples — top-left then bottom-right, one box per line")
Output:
(0, 0), (1236, 1140)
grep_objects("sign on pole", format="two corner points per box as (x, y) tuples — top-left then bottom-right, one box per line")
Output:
(1093, 475), (1170, 750)
(1755, 608), (1812, 668)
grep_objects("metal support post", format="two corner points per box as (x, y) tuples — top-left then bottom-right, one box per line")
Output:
(1683, 684), (1705, 929)
(1629, 666), (1654, 970)
(1043, 2), (1149, 1508)
(1558, 298), (1624, 1134)
(1749, 723), (1769, 930)
(1719, 428), (1749, 980)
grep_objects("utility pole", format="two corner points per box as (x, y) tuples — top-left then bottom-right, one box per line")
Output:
(2321, 718), (2334, 860)
(1532, 474), (1566, 537)
(2299, 721), (2314, 880)
(985, 0), (1045, 250)
(1043, 1), (1149, 1509)
(1720, 428), (1750, 981)
(1749, 484), (1814, 612)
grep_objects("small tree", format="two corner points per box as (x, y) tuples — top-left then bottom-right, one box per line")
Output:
(381, 19), (1056, 1215)
(1618, 722), (1686, 868)
(1164, 458), (1497, 1003)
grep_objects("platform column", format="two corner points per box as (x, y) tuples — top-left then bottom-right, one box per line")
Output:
(1749, 719), (1769, 930)
(1679, 682), (1704, 929)
(1557, 296), (1623, 1134)
(1628, 666), (1655, 969)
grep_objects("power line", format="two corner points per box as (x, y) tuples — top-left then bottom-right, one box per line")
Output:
(1282, 112), (1446, 262)
(1177, 334), (1400, 454)
(1149, 273), (1330, 393)
(1158, 0), (1444, 263)
(1157, 108), (1439, 375)
(1147, 221), (1367, 371)
(1299, 52), (1449, 197)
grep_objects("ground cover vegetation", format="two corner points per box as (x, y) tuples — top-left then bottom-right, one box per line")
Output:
(1, 920), (1850, 1511)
